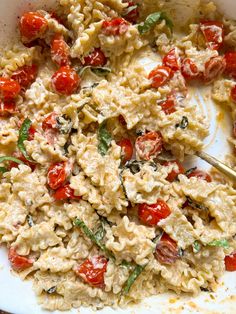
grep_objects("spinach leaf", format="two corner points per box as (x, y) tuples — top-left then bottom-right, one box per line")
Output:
(98, 122), (112, 156)
(122, 264), (145, 294)
(137, 11), (173, 35)
(175, 116), (189, 129)
(17, 118), (33, 160)
(193, 240), (201, 253)
(185, 196), (208, 211)
(208, 239), (229, 249)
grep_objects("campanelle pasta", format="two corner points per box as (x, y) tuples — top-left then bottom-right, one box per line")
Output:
(0, 0), (236, 311)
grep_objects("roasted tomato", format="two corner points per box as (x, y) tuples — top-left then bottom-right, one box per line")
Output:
(199, 21), (224, 50)
(138, 199), (171, 226)
(53, 184), (81, 201)
(118, 114), (127, 126)
(181, 58), (200, 80)
(83, 48), (107, 67)
(225, 52), (236, 78)
(0, 77), (21, 100)
(117, 138), (133, 163)
(163, 48), (180, 72)
(8, 247), (33, 271)
(75, 256), (108, 288)
(51, 34), (70, 66)
(135, 131), (163, 160)
(231, 85), (236, 103)
(225, 252), (236, 271)
(102, 18), (129, 36)
(155, 233), (179, 265)
(11, 64), (38, 90)
(122, 1), (139, 24)
(51, 66), (80, 95)
(163, 160), (185, 182)
(42, 112), (58, 131)
(187, 169), (212, 182)
(8, 151), (36, 171)
(203, 56), (226, 83)
(19, 12), (48, 42)
(159, 95), (176, 115)
(148, 66), (172, 88)
(0, 100), (17, 116)
(47, 161), (71, 190)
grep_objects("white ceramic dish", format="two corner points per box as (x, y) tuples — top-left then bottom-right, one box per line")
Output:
(0, 1), (236, 313)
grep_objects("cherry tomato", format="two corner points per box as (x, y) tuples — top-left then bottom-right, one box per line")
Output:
(225, 252), (236, 271)
(231, 85), (236, 103)
(47, 161), (71, 190)
(159, 98), (176, 115)
(135, 131), (163, 160)
(148, 66), (172, 88)
(8, 247), (33, 271)
(203, 56), (226, 83)
(123, 1), (139, 24)
(53, 184), (81, 201)
(181, 58), (200, 79)
(0, 100), (17, 116)
(51, 34), (70, 66)
(51, 66), (80, 95)
(163, 160), (185, 182)
(163, 48), (180, 72)
(8, 151), (36, 171)
(42, 112), (58, 131)
(155, 233), (179, 265)
(118, 115), (126, 126)
(200, 21), (224, 50)
(138, 199), (171, 226)
(11, 64), (38, 90)
(83, 48), (107, 67)
(187, 169), (212, 182)
(117, 138), (133, 163)
(19, 12), (48, 42)
(102, 18), (129, 36)
(75, 256), (108, 288)
(0, 77), (21, 100)
(225, 52), (236, 78)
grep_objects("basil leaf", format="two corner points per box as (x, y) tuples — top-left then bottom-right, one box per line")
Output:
(137, 11), (173, 35)
(185, 167), (197, 177)
(79, 66), (111, 77)
(208, 239), (229, 249)
(95, 217), (107, 242)
(0, 166), (8, 173)
(185, 196), (208, 211)
(193, 240), (201, 253)
(122, 264), (145, 294)
(175, 116), (189, 129)
(98, 122), (112, 156)
(0, 156), (24, 167)
(17, 118), (33, 160)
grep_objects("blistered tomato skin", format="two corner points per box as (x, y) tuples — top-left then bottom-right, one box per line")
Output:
(225, 252), (236, 271)
(181, 58), (200, 79)
(0, 100), (17, 116)
(163, 160), (185, 182)
(200, 21), (224, 50)
(102, 18), (129, 36)
(135, 131), (163, 161)
(148, 66), (172, 88)
(138, 199), (171, 226)
(53, 184), (81, 201)
(159, 97), (176, 115)
(225, 52), (236, 78)
(51, 66), (80, 95)
(155, 233), (179, 265)
(51, 34), (70, 66)
(19, 12), (48, 42)
(203, 56), (226, 83)
(116, 138), (133, 163)
(11, 64), (38, 90)
(47, 161), (71, 190)
(83, 48), (107, 67)
(163, 48), (180, 72)
(0, 77), (21, 100)
(8, 247), (33, 271)
(42, 112), (58, 131)
(187, 169), (212, 182)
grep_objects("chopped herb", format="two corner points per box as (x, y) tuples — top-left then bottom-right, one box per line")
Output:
(95, 217), (107, 242)
(208, 239), (229, 249)
(46, 286), (57, 294)
(185, 167), (197, 177)
(186, 196), (208, 211)
(98, 122), (113, 156)
(17, 118), (33, 160)
(79, 66), (111, 77)
(175, 116), (189, 129)
(137, 11), (173, 35)
(200, 287), (212, 292)
(123, 5), (138, 16)
(121, 260), (133, 269)
(122, 264), (145, 294)
(26, 215), (34, 227)
(152, 231), (164, 245)
(124, 160), (157, 175)
(0, 156), (24, 167)
(136, 129), (145, 136)
(0, 166), (7, 173)
(193, 240), (201, 253)
(178, 248), (184, 257)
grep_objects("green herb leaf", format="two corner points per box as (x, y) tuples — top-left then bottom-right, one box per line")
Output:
(122, 264), (145, 294)
(193, 240), (201, 253)
(175, 116), (189, 129)
(208, 239), (229, 249)
(185, 196), (208, 211)
(95, 217), (107, 242)
(0, 156), (24, 167)
(120, 260), (133, 269)
(79, 66), (111, 77)
(0, 166), (8, 173)
(137, 11), (173, 35)
(98, 122), (112, 156)
(17, 118), (33, 160)
(74, 218), (115, 259)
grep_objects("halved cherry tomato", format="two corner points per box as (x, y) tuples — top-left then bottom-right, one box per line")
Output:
(123, 1), (139, 24)
(118, 115), (126, 126)
(47, 161), (71, 190)
(187, 169), (212, 182)
(53, 184), (81, 201)
(83, 48), (107, 67)
(8, 151), (36, 171)
(155, 233), (179, 265)
(225, 52), (236, 78)
(181, 58), (200, 79)
(51, 66), (80, 95)
(138, 199), (171, 226)
(0, 100), (17, 116)
(200, 21), (224, 50)
(203, 56), (226, 83)
(0, 77), (21, 100)
(102, 18), (129, 36)
(148, 66), (172, 88)
(51, 34), (70, 66)
(75, 256), (108, 288)
(42, 112), (58, 131)
(159, 97), (176, 115)
(8, 247), (33, 271)
(11, 64), (38, 90)
(163, 160), (185, 182)
(163, 48), (180, 72)
(225, 252), (236, 271)
(231, 85), (236, 103)
(117, 138), (133, 163)
(135, 131), (163, 160)
(19, 12), (48, 42)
